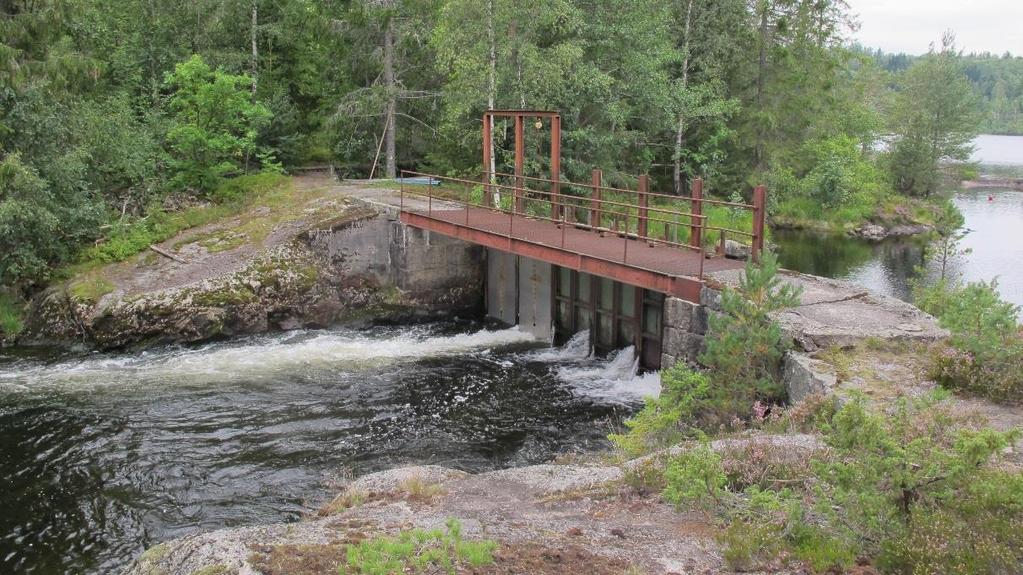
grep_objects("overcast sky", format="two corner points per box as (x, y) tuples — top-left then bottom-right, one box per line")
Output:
(846, 0), (1023, 56)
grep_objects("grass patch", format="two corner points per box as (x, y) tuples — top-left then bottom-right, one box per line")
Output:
(397, 475), (445, 504)
(0, 292), (24, 337)
(68, 276), (115, 304)
(343, 518), (496, 574)
(189, 565), (235, 575)
(139, 543), (170, 563)
(319, 489), (369, 517)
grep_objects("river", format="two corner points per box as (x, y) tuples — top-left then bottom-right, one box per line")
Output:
(0, 322), (656, 574)
(776, 134), (1023, 307)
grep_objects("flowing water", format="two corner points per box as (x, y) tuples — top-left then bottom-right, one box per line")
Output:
(776, 134), (1023, 307)
(0, 322), (658, 574)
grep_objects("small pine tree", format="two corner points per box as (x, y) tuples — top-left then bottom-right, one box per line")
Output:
(700, 251), (802, 412)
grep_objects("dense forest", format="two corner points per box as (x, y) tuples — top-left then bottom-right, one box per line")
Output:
(0, 0), (985, 304)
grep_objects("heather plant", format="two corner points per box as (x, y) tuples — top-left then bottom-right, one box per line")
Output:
(917, 279), (1023, 403)
(663, 394), (1022, 573)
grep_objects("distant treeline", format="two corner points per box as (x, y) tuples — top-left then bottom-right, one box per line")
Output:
(866, 48), (1023, 135)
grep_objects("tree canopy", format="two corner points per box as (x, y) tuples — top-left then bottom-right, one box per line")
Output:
(0, 0), (988, 290)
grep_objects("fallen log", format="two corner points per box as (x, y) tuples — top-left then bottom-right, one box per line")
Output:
(149, 244), (189, 264)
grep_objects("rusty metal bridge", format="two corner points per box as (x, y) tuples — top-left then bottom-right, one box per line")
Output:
(398, 110), (765, 303)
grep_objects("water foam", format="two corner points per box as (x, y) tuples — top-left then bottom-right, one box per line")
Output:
(525, 331), (661, 405)
(0, 326), (537, 392)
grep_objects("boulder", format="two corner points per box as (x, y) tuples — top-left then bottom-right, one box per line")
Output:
(783, 351), (838, 403)
(723, 239), (751, 260)
(853, 223), (887, 240)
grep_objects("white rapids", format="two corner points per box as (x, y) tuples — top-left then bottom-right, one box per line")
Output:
(524, 330), (662, 405)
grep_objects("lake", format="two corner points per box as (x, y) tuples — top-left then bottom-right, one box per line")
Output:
(776, 134), (1023, 307)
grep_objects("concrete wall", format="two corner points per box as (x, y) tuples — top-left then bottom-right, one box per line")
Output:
(485, 248), (553, 342)
(306, 208), (485, 314)
(517, 256), (552, 342)
(487, 250), (517, 326)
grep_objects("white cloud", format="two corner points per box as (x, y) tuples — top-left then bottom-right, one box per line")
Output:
(846, 0), (1023, 55)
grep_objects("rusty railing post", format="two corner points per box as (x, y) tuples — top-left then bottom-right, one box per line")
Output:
(690, 178), (703, 250)
(752, 184), (766, 263)
(590, 169), (602, 228)
(637, 175), (649, 239)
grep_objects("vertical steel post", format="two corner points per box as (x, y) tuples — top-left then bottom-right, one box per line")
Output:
(690, 178), (703, 250)
(551, 115), (561, 219)
(482, 112), (492, 207)
(752, 184), (766, 263)
(637, 175), (649, 238)
(514, 114), (525, 214)
(590, 169), (602, 228)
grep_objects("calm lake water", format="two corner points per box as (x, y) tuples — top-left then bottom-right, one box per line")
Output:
(777, 134), (1023, 307)
(0, 323), (654, 574)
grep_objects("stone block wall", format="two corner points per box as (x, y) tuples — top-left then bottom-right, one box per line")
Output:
(660, 285), (727, 369)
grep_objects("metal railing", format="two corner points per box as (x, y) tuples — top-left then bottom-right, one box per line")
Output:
(398, 170), (767, 278)
(481, 170), (766, 260)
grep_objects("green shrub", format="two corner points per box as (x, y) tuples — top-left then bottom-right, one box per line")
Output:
(610, 253), (800, 456)
(0, 153), (104, 285)
(164, 55), (273, 193)
(668, 394), (1020, 573)
(662, 443), (727, 508)
(719, 520), (786, 571)
(609, 365), (711, 457)
(917, 279), (1023, 403)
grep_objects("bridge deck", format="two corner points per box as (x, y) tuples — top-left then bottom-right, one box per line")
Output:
(400, 207), (745, 301)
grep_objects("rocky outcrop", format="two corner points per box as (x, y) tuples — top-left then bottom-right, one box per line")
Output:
(706, 268), (948, 353)
(123, 435), (822, 575)
(850, 222), (933, 240)
(21, 201), (484, 350)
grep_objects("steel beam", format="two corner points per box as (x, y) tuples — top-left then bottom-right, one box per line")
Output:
(400, 211), (704, 302)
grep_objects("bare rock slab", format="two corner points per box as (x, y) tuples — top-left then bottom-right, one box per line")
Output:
(707, 268), (947, 351)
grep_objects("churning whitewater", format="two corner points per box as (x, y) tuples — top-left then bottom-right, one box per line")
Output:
(0, 320), (658, 574)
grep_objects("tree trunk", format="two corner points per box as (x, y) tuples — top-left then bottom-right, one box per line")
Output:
(383, 16), (397, 179)
(487, 0), (497, 186)
(673, 0), (695, 196)
(510, 22), (525, 108)
(754, 2), (770, 172)
(250, 0), (258, 96)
